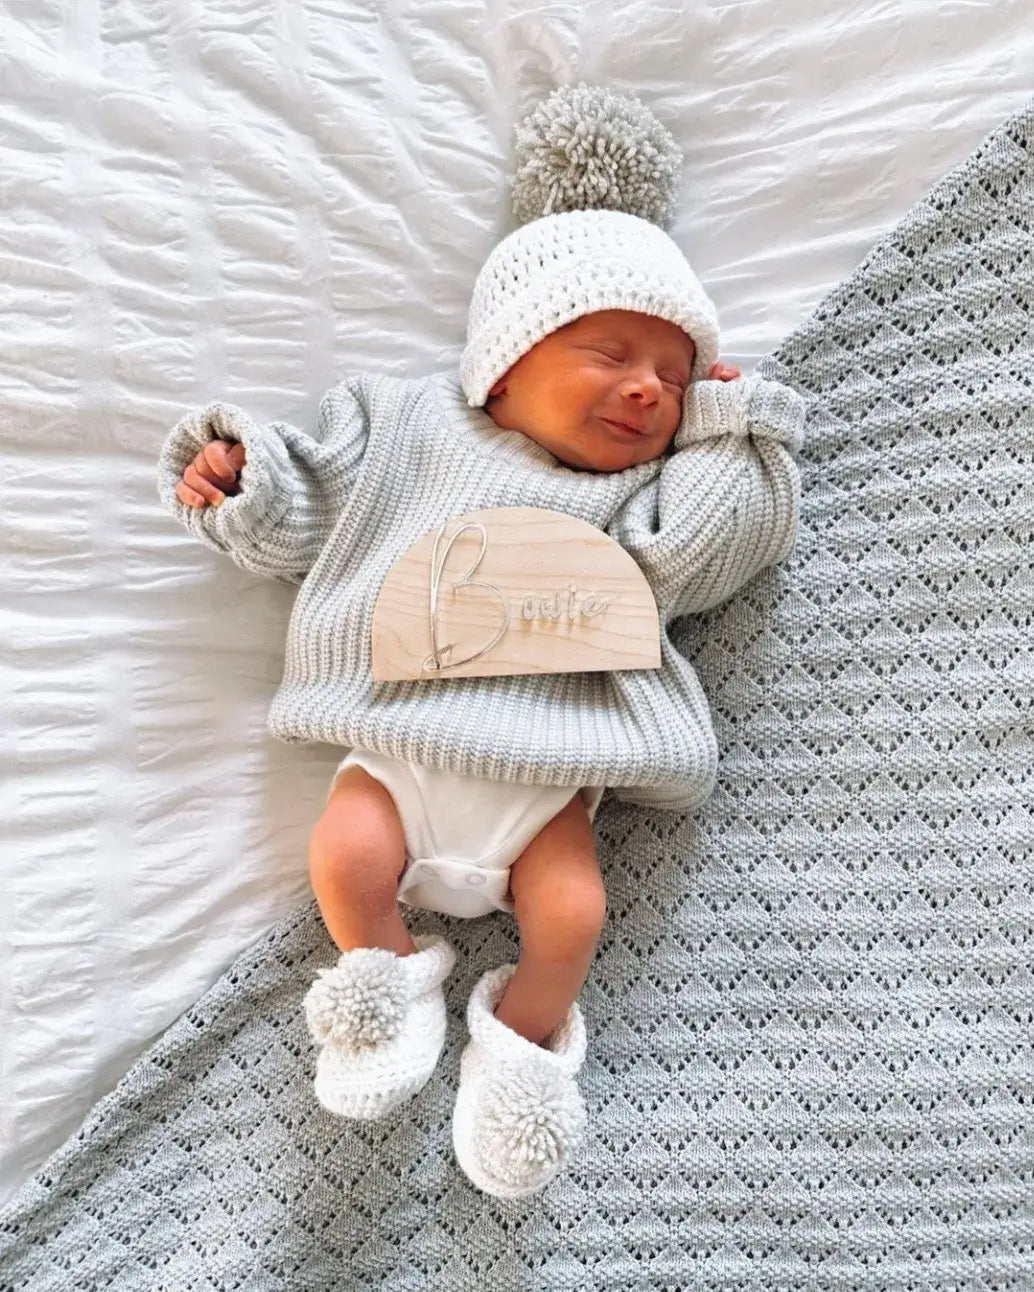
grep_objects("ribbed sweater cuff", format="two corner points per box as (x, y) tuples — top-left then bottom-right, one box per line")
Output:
(744, 377), (806, 451)
(677, 377), (805, 451)
(157, 402), (293, 542)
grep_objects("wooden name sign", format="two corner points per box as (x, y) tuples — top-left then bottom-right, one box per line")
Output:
(371, 506), (661, 682)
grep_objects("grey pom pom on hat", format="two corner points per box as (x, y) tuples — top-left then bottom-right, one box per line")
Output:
(510, 82), (684, 230)
(460, 83), (720, 409)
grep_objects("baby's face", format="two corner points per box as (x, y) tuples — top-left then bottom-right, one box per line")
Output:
(485, 310), (695, 472)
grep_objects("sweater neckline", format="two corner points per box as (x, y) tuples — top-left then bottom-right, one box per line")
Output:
(432, 371), (562, 470)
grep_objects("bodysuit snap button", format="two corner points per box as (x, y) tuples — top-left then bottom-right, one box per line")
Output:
(466, 874), (486, 886)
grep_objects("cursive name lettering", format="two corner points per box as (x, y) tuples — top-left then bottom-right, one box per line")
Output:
(521, 584), (611, 622)
(423, 523), (612, 673)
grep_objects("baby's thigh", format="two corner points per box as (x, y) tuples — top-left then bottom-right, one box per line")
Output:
(309, 766), (407, 890)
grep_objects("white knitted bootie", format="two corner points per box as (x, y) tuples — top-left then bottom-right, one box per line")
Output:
(452, 964), (588, 1198)
(304, 933), (456, 1120)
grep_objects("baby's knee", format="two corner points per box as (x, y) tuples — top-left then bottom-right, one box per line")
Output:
(563, 879), (608, 949)
(517, 868), (608, 961)
(308, 776), (406, 899)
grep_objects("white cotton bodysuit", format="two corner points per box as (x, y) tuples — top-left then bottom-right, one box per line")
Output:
(328, 751), (605, 919)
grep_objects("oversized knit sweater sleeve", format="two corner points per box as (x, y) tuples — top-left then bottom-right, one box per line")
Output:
(609, 375), (804, 621)
(156, 380), (369, 585)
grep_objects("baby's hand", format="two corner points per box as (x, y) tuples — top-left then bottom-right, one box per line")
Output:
(176, 441), (247, 508)
(707, 361), (741, 382)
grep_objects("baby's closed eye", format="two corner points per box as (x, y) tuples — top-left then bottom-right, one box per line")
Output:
(586, 345), (685, 388)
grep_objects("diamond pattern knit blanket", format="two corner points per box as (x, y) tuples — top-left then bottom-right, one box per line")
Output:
(3, 104), (1033, 1292)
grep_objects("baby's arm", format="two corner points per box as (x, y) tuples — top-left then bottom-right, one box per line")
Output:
(609, 375), (804, 620)
(156, 381), (369, 585)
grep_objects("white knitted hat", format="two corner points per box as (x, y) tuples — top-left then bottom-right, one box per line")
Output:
(460, 83), (720, 409)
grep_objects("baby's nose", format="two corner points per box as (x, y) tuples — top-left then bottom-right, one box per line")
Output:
(622, 378), (660, 402)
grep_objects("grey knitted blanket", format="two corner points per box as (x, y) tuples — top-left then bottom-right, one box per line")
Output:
(3, 104), (1033, 1292)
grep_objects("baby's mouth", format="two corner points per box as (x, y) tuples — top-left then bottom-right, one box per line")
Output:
(599, 417), (648, 437)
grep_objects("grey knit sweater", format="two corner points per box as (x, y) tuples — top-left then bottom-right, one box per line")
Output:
(157, 371), (803, 810)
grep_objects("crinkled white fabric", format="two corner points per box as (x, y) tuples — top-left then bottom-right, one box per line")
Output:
(2, 0), (1033, 1205)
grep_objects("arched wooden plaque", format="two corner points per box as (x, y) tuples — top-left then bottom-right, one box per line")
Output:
(371, 506), (661, 682)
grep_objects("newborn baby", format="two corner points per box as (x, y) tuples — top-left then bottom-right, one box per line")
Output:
(175, 308), (739, 1036)
(158, 85), (804, 1199)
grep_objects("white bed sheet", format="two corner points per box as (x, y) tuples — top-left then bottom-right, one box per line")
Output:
(2, 0), (1032, 1205)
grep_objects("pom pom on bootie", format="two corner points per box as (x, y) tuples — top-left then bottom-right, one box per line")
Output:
(305, 947), (408, 1048)
(452, 964), (588, 1198)
(304, 933), (456, 1121)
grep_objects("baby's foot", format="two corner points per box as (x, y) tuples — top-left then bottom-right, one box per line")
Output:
(452, 964), (588, 1198)
(304, 933), (455, 1120)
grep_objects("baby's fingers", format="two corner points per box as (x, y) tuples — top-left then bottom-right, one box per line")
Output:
(182, 460), (226, 506)
(176, 478), (209, 509)
(196, 440), (245, 496)
(200, 440), (242, 484)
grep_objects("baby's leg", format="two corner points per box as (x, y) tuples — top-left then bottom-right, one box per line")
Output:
(494, 793), (606, 1046)
(308, 765), (416, 957)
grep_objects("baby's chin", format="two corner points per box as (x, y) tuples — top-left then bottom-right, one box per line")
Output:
(506, 418), (670, 472)
(553, 442), (665, 473)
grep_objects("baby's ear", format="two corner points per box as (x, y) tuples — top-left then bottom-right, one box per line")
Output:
(488, 377), (507, 398)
